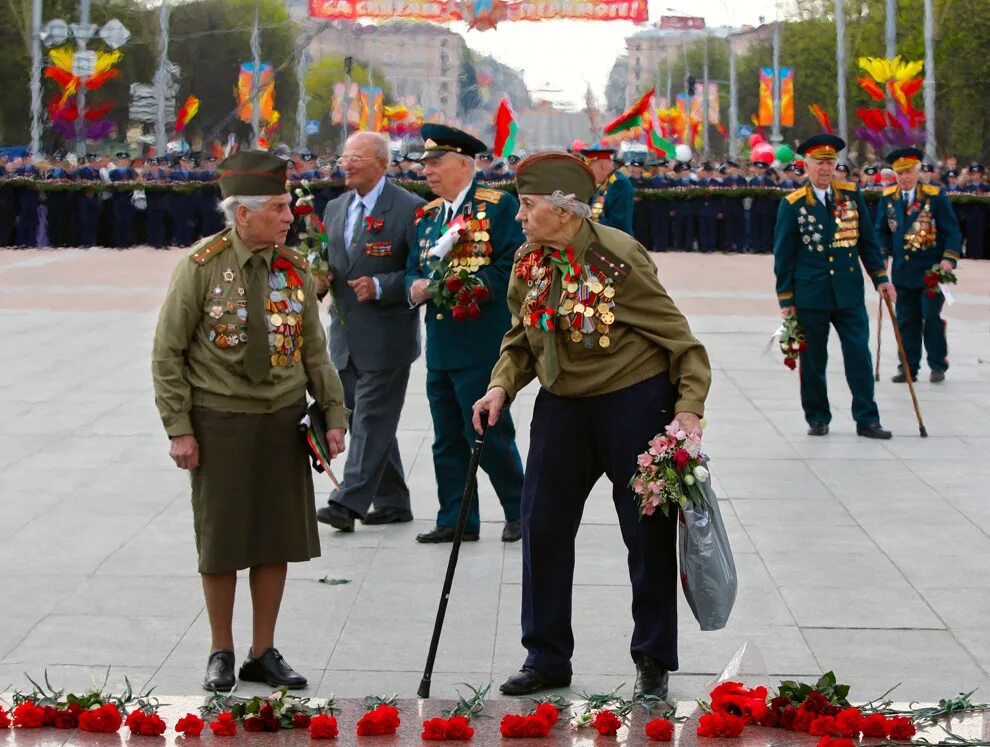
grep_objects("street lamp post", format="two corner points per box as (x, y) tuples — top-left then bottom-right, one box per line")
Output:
(727, 31), (738, 158)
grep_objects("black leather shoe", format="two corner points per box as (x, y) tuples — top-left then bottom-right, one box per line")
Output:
(203, 650), (235, 691)
(499, 667), (571, 695)
(363, 507), (414, 525)
(416, 526), (479, 543)
(316, 501), (358, 532)
(634, 656), (670, 699)
(857, 423), (892, 440)
(238, 647), (307, 689)
(930, 370), (946, 383)
(501, 519), (522, 543)
(807, 423), (829, 436)
(891, 371), (917, 383)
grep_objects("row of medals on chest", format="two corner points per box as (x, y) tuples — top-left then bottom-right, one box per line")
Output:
(526, 263), (617, 349)
(207, 268), (305, 364)
(421, 207), (492, 269)
(797, 203), (858, 252)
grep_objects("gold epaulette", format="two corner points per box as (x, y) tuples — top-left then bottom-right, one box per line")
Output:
(276, 245), (309, 271)
(423, 198), (443, 213)
(474, 187), (504, 203)
(832, 180), (858, 192)
(921, 183), (942, 196)
(191, 229), (232, 265)
(785, 186), (808, 205)
(883, 185), (899, 197)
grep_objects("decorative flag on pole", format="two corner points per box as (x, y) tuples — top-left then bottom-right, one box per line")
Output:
(809, 103), (833, 134)
(758, 68), (774, 126)
(175, 95), (200, 133)
(237, 63), (276, 123)
(642, 95), (675, 157)
(358, 86), (383, 131)
(604, 87), (655, 135)
(780, 68), (795, 127)
(493, 96), (517, 158)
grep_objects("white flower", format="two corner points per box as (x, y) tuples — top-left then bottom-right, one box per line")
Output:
(294, 188), (304, 198)
(683, 474), (696, 485)
(427, 225), (463, 259)
(301, 179), (311, 188)
(693, 465), (710, 482)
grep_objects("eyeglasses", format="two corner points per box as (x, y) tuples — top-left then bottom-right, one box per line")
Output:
(337, 155), (376, 164)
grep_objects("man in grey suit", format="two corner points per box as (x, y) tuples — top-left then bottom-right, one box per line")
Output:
(315, 132), (425, 532)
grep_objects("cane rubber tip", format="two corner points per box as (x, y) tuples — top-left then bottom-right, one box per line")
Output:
(920, 426), (929, 438)
(417, 681), (431, 698)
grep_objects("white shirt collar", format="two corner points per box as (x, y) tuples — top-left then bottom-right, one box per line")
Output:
(352, 175), (387, 213)
(443, 179), (474, 219)
(903, 188), (914, 203)
(812, 184), (831, 203)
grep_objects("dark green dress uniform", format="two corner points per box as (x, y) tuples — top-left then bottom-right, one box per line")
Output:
(874, 182), (961, 377)
(590, 169), (635, 236)
(404, 178), (525, 536)
(490, 152), (711, 685)
(152, 151), (349, 574)
(774, 180), (890, 430)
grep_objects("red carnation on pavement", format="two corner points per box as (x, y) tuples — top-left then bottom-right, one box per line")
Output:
(535, 703), (559, 727)
(697, 711), (745, 738)
(78, 704), (123, 733)
(309, 713), (339, 739)
(500, 712), (552, 738)
(817, 737), (855, 747)
(443, 715), (474, 739)
(710, 681), (770, 723)
(292, 712), (311, 728)
(645, 717), (674, 741)
(422, 717), (448, 740)
(446, 276), (463, 292)
(175, 713), (206, 736)
(209, 712), (238, 736)
(0, 706), (11, 729)
(809, 715), (837, 736)
(126, 710), (167, 736)
(12, 702), (45, 728)
(594, 710), (622, 735)
(861, 713), (888, 737)
(53, 705), (80, 729)
(356, 704), (400, 736)
(887, 715), (916, 740)
(834, 707), (862, 737)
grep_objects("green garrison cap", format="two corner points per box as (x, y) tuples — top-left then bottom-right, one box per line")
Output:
(515, 152), (596, 203)
(217, 150), (289, 198)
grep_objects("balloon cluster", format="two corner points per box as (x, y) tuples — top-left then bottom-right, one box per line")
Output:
(747, 132), (794, 165)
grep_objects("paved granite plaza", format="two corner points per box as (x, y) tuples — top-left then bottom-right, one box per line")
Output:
(1, 247), (989, 740)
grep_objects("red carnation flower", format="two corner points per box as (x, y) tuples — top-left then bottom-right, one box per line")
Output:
(421, 717), (448, 740)
(467, 303), (482, 320)
(887, 715), (916, 740)
(472, 285), (490, 301)
(777, 705), (798, 730)
(500, 713), (552, 738)
(451, 305), (468, 322)
(710, 681), (770, 723)
(175, 713), (206, 736)
(792, 708), (815, 733)
(209, 712), (238, 736)
(817, 737), (855, 747)
(309, 713), (338, 739)
(645, 717), (674, 741)
(126, 711), (167, 737)
(356, 704), (400, 736)
(835, 707), (862, 737)
(12, 702), (45, 728)
(697, 712), (745, 738)
(809, 715), (837, 736)
(446, 276), (463, 292)
(53, 707), (79, 729)
(803, 691), (828, 713)
(535, 703), (559, 727)
(861, 713), (888, 737)
(444, 715), (474, 740)
(244, 716), (265, 732)
(78, 704), (122, 733)
(292, 712), (311, 728)
(594, 710), (622, 735)
(0, 706), (11, 729)
(42, 705), (57, 726)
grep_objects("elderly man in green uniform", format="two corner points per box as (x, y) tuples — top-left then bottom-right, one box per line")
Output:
(874, 147), (962, 383)
(152, 150), (349, 691)
(473, 152), (711, 698)
(774, 134), (896, 438)
(405, 124), (525, 544)
(581, 144), (635, 235)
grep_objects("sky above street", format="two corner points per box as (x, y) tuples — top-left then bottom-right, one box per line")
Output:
(454, 0), (780, 109)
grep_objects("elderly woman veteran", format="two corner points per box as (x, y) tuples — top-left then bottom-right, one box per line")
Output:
(472, 152), (712, 699)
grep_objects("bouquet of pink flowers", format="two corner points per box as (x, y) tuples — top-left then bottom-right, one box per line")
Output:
(631, 419), (709, 518)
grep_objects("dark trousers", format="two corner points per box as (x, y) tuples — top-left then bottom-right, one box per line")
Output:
(332, 363), (411, 517)
(696, 204), (718, 251)
(752, 203), (776, 252)
(673, 205), (696, 250)
(111, 196), (135, 248)
(797, 305), (880, 428)
(521, 374), (679, 678)
(15, 195), (38, 246)
(426, 366), (523, 534)
(895, 286), (948, 375)
(649, 203), (671, 251)
(74, 194), (99, 247)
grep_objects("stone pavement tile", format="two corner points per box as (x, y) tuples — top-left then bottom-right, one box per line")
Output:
(49, 576), (204, 621)
(863, 520), (990, 557)
(883, 435), (985, 461)
(745, 524), (878, 555)
(710, 458), (832, 501)
(760, 550), (902, 587)
(953, 628), (990, 675)
(0, 664), (154, 699)
(143, 664), (326, 697)
(92, 517), (198, 577)
(287, 547), (377, 582)
(678, 626), (820, 675)
(885, 551), (990, 589)
(786, 434), (899, 460)
(2, 614), (192, 668)
(329, 619), (496, 673)
(777, 582), (944, 628)
(316, 670), (493, 699)
(920, 589), (990, 631)
(731, 497), (856, 528)
(802, 629), (986, 679)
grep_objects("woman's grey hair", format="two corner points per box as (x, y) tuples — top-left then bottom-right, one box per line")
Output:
(219, 195), (272, 227)
(544, 190), (592, 218)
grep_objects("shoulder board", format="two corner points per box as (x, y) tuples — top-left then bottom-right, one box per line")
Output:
(190, 229), (232, 265)
(277, 245), (309, 271)
(921, 183), (942, 196)
(474, 187), (504, 203)
(513, 242), (541, 262)
(423, 198), (443, 213)
(586, 241), (631, 284)
(785, 186), (808, 205)
(883, 185), (899, 197)
(832, 180), (857, 192)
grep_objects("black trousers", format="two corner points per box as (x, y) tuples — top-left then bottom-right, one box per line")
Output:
(520, 373), (679, 678)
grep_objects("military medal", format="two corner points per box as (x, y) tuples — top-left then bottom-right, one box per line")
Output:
(223, 268), (235, 283)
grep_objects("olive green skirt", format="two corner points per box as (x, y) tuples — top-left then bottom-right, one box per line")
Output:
(189, 401), (321, 573)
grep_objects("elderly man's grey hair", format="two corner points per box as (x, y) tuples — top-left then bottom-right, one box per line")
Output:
(544, 190), (592, 218)
(219, 195), (272, 227)
(345, 131), (390, 161)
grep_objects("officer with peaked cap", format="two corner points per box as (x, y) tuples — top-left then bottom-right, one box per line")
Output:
(774, 134), (896, 438)
(580, 144), (635, 235)
(153, 149), (348, 692)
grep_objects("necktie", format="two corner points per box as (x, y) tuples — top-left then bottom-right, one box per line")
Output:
(348, 200), (365, 255)
(244, 254), (270, 383)
(441, 204), (452, 227)
(903, 192), (911, 213)
(825, 190), (833, 214)
(543, 255), (562, 388)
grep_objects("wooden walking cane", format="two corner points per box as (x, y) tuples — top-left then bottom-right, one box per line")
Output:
(883, 294), (928, 437)
(874, 295), (883, 382)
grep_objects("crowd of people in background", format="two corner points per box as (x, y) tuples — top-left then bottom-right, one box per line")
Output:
(1, 144), (987, 260)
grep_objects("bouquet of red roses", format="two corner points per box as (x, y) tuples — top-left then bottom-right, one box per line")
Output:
(923, 264), (958, 298)
(630, 419), (709, 518)
(778, 316), (807, 370)
(427, 266), (490, 321)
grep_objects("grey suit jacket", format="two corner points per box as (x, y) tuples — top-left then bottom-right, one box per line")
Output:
(323, 179), (425, 371)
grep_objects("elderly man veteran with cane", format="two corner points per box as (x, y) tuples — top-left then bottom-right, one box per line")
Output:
(473, 152), (711, 698)
(152, 150), (349, 691)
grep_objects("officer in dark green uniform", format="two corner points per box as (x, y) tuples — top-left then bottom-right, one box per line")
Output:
(873, 147), (962, 383)
(404, 124), (525, 544)
(581, 144), (635, 235)
(773, 134), (896, 439)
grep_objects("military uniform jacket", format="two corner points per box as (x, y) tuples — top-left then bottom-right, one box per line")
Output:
(488, 220), (711, 416)
(404, 179), (524, 371)
(774, 180), (890, 310)
(591, 170), (635, 235)
(873, 183), (961, 288)
(152, 228), (349, 437)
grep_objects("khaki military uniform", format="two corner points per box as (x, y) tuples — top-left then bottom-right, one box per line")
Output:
(152, 228), (349, 572)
